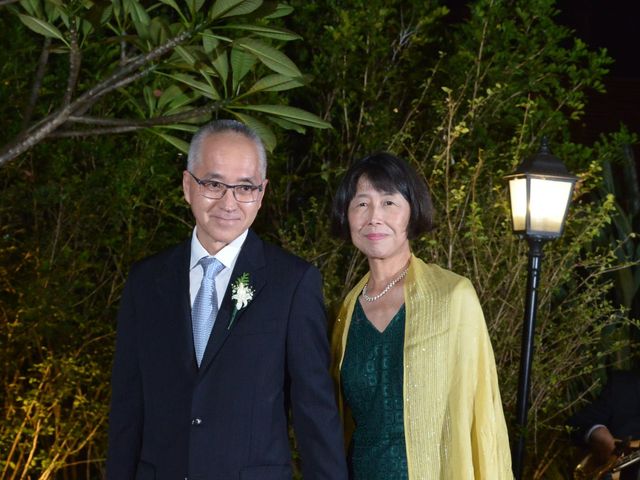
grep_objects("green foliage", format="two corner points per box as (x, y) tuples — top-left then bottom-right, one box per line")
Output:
(598, 131), (640, 314)
(1, 0), (329, 166)
(1, 0), (638, 478)
(0, 129), (190, 476)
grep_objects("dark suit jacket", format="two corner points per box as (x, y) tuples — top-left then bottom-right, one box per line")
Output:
(106, 230), (347, 480)
(568, 370), (640, 446)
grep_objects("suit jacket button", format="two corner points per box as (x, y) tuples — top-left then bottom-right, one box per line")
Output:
(191, 417), (202, 426)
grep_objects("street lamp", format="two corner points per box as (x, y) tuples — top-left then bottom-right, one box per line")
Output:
(505, 137), (577, 480)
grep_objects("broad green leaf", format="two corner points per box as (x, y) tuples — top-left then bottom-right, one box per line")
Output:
(158, 0), (187, 22)
(143, 85), (156, 117)
(264, 3), (293, 19)
(160, 124), (200, 133)
(186, 0), (206, 15)
(80, 18), (94, 38)
(175, 45), (197, 66)
(19, 0), (39, 17)
(222, 0), (262, 17)
(157, 85), (184, 110)
(248, 74), (304, 94)
(199, 64), (222, 79)
(201, 29), (219, 53)
(234, 104), (331, 129)
(59, 10), (70, 28)
(164, 94), (197, 115)
(267, 115), (306, 134)
(128, 0), (150, 26)
(99, 4), (113, 24)
(43, 1), (62, 23)
(151, 130), (190, 153)
(18, 14), (68, 44)
(59, 10), (69, 28)
(235, 38), (301, 77)
(230, 46), (257, 92)
(220, 24), (301, 41)
(200, 70), (217, 90)
(229, 111), (276, 152)
(133, 16), (150, 40)
(149, 17), (169, 46)
(210, 0), (262, 21)
(167, 73), (221, 100)
(211, 50), (229, 86)
(200, 31), (233, 43)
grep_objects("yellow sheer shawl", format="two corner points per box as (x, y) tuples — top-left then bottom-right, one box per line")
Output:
(331, 255), (513, 479)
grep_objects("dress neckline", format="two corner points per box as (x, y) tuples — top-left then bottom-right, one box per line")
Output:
(355, 300), (405, 334)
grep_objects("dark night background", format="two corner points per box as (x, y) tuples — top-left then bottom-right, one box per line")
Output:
(447, 0), (640, 176)
(557, 0), (640, 171)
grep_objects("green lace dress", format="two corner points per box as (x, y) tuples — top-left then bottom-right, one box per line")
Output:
(341, 300), (408, 480)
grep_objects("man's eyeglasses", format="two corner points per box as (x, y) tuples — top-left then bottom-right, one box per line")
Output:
(188, 171), (263, 203)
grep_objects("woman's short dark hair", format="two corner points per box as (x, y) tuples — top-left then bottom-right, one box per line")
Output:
(331, 152), (434, 240)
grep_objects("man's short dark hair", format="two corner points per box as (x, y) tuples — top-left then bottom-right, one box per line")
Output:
(331, 152), (434, 240)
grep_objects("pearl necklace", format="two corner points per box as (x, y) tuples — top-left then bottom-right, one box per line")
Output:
(361, 267), (409, 302)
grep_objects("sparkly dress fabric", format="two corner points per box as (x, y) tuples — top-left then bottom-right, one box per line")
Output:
(341, 300), (408, 480)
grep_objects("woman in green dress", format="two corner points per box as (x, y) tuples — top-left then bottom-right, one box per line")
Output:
(330, 152), (513, 479)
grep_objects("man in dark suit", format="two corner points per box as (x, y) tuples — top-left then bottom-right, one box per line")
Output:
(568, 370), (640, 480)
(106, 120), (348, 480)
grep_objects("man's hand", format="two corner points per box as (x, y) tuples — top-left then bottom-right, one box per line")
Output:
(589, 426), (616, 464)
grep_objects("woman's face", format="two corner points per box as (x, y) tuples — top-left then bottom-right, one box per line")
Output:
(347, 176), (411, 261)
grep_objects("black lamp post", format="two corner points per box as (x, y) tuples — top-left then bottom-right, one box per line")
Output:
(505, 138), (577, 480)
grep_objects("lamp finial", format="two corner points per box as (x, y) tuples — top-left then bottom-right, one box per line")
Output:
(539, 136), (550, 155)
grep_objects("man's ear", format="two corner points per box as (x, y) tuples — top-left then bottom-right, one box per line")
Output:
(182, 170), (192, 204)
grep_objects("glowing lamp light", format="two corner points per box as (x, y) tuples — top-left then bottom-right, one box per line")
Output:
(506, 138), (577, 239)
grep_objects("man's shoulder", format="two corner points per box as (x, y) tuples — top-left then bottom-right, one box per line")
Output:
(129, 239), (190, 275)
(250, 232), (318, 278)
(263, 240), (310, 265)
(607, 370), (640, 391)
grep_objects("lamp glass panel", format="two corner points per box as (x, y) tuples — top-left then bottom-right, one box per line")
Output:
(529, 178), (573, 233)
(509, 177), (528, 231)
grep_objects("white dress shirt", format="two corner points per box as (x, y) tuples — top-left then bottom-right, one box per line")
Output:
(188, 228), (248, 308)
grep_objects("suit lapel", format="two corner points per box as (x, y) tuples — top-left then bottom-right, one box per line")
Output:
(198, 230), (267, 375)
(155, 239), (199, 376)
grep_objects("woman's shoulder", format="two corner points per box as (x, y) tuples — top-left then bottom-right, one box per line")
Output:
(411, 257), (471, 288)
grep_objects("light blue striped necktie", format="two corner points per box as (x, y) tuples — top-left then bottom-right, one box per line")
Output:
(192, 257), (224, 367)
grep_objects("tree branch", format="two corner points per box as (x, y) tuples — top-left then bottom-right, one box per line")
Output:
(51, 103), (224, 138)
(22, 37), (51, 129)
(72, 66), (158, 118)
(50, 126), (144, 137)
(67, 103), (224, 127)
(63, 19), (81, 106)
(0, 26), (200, 167)
(73, 27), (197, 108)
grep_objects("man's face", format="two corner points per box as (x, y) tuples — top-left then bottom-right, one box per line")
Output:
(183, 132), (267, 254)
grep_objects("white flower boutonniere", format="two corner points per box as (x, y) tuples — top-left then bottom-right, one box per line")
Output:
(228, 273), (254, 330)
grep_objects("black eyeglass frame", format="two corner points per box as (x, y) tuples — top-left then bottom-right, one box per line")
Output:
(187, 171), (264, 203)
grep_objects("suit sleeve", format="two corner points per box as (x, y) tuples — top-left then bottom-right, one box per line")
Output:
(106, 271), (143, 480)
(286, 265), (348, 480)
(567, 374), (619, 446)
